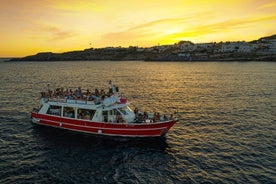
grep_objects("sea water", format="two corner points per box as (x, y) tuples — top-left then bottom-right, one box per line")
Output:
(0, 61), (275, 183)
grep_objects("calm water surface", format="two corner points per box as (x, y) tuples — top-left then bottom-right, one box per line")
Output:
(0, 61), (275, 183)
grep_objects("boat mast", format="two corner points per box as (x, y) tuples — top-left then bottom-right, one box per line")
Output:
(109, 80), (117, 94)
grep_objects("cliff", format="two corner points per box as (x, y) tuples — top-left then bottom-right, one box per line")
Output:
(10, 34), (276, 62)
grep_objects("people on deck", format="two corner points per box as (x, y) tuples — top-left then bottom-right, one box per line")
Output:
(40, 84), (175, 123)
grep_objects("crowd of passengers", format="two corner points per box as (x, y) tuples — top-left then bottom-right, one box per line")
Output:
(41, 86), (115, 104)
(134, 108), (174, 123)
(41, 86), (174, 123)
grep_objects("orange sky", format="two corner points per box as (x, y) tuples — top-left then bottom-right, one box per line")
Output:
(0, 0), (275, 57)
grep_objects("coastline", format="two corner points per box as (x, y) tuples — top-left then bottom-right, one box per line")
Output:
(8, 34), (276, 62)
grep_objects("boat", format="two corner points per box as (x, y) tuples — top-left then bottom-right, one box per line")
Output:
(31, 81), (178, 137)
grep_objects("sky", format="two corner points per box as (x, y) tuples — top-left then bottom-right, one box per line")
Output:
(0, 0), (275, 57)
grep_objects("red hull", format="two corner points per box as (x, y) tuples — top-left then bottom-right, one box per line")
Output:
(31, 112), (177, 137)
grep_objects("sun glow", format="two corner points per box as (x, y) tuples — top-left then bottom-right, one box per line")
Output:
(0, 0), (275, 57)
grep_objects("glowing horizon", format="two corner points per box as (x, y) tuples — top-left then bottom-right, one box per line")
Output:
(0, 0), (275, 57)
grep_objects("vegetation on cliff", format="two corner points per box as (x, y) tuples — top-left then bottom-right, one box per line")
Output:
(10, 35), (276, 61)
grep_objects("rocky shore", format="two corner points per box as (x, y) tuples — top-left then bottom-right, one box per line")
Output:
(10, 35), (276, 62)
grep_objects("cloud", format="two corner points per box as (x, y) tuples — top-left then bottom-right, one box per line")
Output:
(173, 15), (276, 36)
(99, 14), (276, 45)
(99, 13), (213, 44)
(129, 18), (187, 31)
(46, 0), (103, 12)
(128, 12), (214, 31)
(29, 24), (78, 41)
(163, 15), (276, 43)
(258, 2), (276, 9)
(43, 25), (77, 40)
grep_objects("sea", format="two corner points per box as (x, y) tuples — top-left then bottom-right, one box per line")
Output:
(0, 61), (275, 184)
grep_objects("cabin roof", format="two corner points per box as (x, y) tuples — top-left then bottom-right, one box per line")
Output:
(44, 98), (127, 110)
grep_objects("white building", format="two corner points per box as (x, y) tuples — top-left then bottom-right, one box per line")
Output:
(268, 39), (276, 53)
(179, 41), (194, 51)
(218, 42), (257, 53)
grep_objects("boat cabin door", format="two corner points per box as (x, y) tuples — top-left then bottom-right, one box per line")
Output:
(108, 110), (116, 123)
(102, 110), (116, 123)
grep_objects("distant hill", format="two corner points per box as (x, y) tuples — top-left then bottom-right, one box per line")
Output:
(0, 58), (12, 62)
(260, 34), (276, 40)
(250, 34), (276, 43)
(9, 34), (276, 62)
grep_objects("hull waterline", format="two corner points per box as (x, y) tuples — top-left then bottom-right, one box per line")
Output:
(31, 81), (178, 138)
(31, 112), (177, 137)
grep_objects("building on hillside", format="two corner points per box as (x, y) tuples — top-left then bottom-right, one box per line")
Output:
(218, 42), (257, 53)
(268, 39), (276, 53)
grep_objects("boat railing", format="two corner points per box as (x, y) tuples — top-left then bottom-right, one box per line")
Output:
(42, 97), (98, 105)
(41, 97), (127, 105)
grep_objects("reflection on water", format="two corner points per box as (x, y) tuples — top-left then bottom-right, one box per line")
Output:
(0, 61), (275, 183)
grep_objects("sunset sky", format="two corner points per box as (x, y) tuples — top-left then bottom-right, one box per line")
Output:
(0, 0), (275, 57)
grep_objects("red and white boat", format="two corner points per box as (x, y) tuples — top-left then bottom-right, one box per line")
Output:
(31, 81), (178, 137)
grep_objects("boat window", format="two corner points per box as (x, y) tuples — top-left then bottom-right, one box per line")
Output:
(109, 110), (114, 115)
(115, 110), (124, 123)
(118, 107), (128, 115)
(47, 105), (62, 116)
(102, 111), (108, 122)
(77, 108), (96, 120)
(114, 109), (121, 115)
(63, 107), (75, 118)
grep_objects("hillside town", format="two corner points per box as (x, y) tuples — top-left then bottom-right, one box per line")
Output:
(10, 34), (276, 61)
(145, 34), (276, 61)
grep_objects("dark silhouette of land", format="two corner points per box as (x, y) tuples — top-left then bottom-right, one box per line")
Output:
(10, 34), (276, 62)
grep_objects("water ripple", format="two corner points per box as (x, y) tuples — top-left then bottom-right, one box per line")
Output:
(0, 61), (275, 183)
